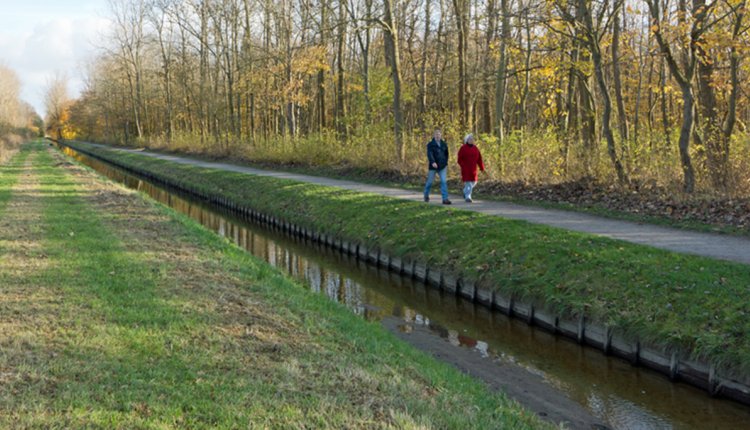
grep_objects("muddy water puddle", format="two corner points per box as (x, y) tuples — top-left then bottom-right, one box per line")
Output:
(59, 144), (750, 429)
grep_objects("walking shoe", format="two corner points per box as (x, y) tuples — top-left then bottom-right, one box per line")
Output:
(442, 199), (452, 205)
(465, 198), (473, 203)
(424, 195), (429, 202)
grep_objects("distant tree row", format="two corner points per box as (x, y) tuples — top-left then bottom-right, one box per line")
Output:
(69, 0), (750, 193)
(0, 64), (40, 138)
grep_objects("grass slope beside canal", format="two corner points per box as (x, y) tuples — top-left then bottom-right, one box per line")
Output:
(0, 145), (30, 210)
(68, 141), (750, 379)
(0, 141), (549, 428)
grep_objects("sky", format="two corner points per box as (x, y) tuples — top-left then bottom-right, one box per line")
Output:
(1, 0), (111, 117)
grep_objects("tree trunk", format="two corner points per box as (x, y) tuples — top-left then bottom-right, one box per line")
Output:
(581, 0), (626, 184)
(716, 2), (746, 189)
(200, 0), (209, 144)
(335, 0), (347, 140)
(612, 5), (629, 142)
(722, 4), (745, 177)
(494, 0), (510, 144)
(452, 0), (469, 128)
(283, 0), (295, 136)
(562, 37), (580, 175)
(317, 0), (327, 131)
(418, 0), (431, 124)
(363, 0), (372, 124)
(518, 7), (532, 129)
(383, 0), (404, 161)
(659, 59), (670, 149)
(646, 0), (700, 192)
(678, 86), (696, 192)
(481, 0), (496, 134)
(634, 27), (647, 149)
(693, 0), (725, 188)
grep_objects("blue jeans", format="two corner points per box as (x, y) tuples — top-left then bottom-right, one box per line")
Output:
(463, 181), (476, 200)
(424, 167), (448, 201)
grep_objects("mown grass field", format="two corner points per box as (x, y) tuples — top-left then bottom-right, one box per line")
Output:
(69, 140), (750, 380)
(0, 141), (549, 429)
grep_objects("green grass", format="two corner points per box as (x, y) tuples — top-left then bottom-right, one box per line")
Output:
(68, 140), (750, 379)
(266, 166), (750, 238)
(0, 141), (548, 428)
(0, 144), (30, 210)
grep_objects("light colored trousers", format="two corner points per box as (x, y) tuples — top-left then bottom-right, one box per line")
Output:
(463, 181), (476, 200)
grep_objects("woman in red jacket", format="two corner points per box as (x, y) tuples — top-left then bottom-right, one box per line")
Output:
(457, 134), (485, 203)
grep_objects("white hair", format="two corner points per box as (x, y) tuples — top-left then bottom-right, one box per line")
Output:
(464, 133), (474, 144)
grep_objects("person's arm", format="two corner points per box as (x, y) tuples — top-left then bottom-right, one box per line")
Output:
(427, 143), (436, 166)
(457, 145), (464, 165)
(478, 149), (485, 171)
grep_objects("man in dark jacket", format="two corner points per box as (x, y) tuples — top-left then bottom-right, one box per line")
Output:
(423, 128), (451, 204)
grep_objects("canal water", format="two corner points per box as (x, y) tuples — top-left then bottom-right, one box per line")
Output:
(59, 144), (750, 429)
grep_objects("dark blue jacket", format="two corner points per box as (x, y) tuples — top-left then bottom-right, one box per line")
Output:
(426, 138), (449, 171)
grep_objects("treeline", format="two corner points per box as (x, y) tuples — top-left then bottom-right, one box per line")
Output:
(0, 65), (41, 160)
(67, 0), (750, 194)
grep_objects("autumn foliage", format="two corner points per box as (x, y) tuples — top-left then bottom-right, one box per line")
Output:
(67, 0), (750, 196)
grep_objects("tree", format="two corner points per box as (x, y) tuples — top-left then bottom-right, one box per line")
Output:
(0, 65), (22, 131)
(382, 0), (405, 161)
(495, 0), (511, 144)
(578, 0), (627, 184)
(335, 0), (348, 139)
(67, 0), (750, 194)
(645, 0), (716, 192)
(109, 0), (149, 140)
(720, 0), (747, 186)
(44, 73), (74, 140)
(452, 0), (469, 128)
(697, 0), (747, 189)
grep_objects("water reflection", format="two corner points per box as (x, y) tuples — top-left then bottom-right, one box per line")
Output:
(61, 145), (750, 430)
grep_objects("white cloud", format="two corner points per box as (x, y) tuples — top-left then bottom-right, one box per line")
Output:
(0, 12), (110, 116)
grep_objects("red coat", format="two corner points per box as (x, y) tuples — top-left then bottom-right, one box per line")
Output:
(457, 143), (485, 181)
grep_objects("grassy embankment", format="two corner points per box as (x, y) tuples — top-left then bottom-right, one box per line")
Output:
(101, 137), (750, 237)
(226, 161), (750, 237)
(101, 124), (750, 236)
(0, 141), (548, 428)
(69, 140), (750, 379)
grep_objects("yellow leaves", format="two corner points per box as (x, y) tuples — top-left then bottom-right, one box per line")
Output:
(46, 100), (77, 140)
(292, 45), (330, 75)
(542, 101), (557, 121)
(547, 17), (568, 35)
(347, 82), (364, 93)
(539, 65), (557, 79)
(702, 28), (734, 52)
(250, 45), (331, 106)
(61, 120), (78, 140)
(625, 5), (642, 14)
